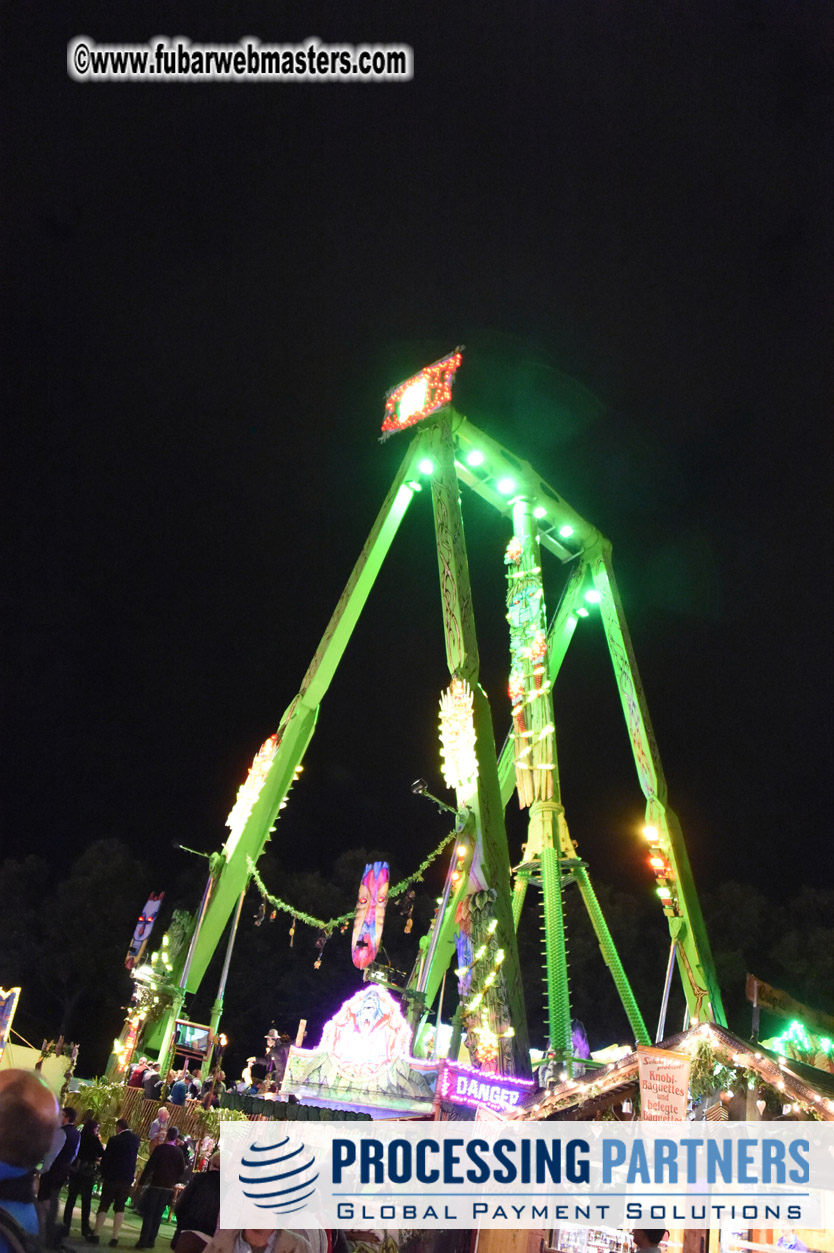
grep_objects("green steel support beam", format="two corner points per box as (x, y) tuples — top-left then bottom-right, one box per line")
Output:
(572, 864), (651, 1045)
(510, 874), (529, 932)
(588, 541), (726, 1026)
(425, 413), (531, 1078)
(540, 844), (572, 1066)
(183, 436), (425, 994)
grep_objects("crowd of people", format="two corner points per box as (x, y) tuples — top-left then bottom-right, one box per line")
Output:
(125, 1064), (223, 1114)
(0, 1069), (232, 1253)
(0, 1065), (664, 1253)
(125, 1027), (292, 1110)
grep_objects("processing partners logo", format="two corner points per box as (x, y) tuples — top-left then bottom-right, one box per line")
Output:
(221, 1120), (834, 1231)
(238, 1135), (319, 1217)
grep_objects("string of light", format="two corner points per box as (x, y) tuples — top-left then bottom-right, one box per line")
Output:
(245, 831), (456, 934)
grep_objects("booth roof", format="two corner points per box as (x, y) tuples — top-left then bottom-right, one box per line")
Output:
(512, 1022), (834, 1122)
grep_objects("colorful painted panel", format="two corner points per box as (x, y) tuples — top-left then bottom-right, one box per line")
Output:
(351, 861), (389, 969)
(125, 892), (164, 970)
(281, 985), (439, 1113)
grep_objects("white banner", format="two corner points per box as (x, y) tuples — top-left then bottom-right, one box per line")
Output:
(219, 1120), (834, 1231)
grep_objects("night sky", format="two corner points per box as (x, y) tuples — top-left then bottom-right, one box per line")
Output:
(3, 3), (832, 1026)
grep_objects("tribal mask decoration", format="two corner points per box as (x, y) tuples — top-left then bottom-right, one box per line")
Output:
(125, 892), (164, 970)
(351, 861), (389, 969)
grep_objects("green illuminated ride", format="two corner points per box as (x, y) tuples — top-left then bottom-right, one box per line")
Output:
(132, 351), (724, 1083)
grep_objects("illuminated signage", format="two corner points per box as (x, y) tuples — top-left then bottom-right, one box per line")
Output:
(381, 350), (463, 438)
(440, 1060), (534, 1113)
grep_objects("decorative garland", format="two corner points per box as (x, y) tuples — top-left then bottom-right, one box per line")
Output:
(246, 831), (456, 937)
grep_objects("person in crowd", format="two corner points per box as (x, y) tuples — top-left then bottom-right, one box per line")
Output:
(202, 1232), (313, 1253)
(142, 1065), (163, 1103)
(171, 1152), (220, 1253)
(776, 1224), (808, 1251)
(263, 1031), (291, 1087)
(199, 1088), (218, 1113)
(148, 1109), (170, 1152)
(128, 1060), (150, 1089)
(136, 1127), (185, 1249)
(62, 1115), (105, 1238)
(632, 1231), (668, 1252)
(235, 1060), (256, 1094)
(38, 1106), (80, 1248)
(168, 1073), (188, 1107)
(0, 1069), (60, 1253)
(175, 1134), (194, 1185)
(87, 1116), (140, 1248)
(186, 1077), (201, 1101)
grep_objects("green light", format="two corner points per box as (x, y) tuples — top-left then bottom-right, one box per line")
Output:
(584, 589), (602, 604)
(418, 458), (435, 475)
(558, 524), (574, 538)
(576, 606), (589, 618)
(496, 477), (516, 495)
(465, 449), (485, 467)
(533, 506), (547, 519)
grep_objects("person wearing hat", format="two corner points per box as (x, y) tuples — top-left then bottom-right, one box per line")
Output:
(263, 1030), (291, 1086)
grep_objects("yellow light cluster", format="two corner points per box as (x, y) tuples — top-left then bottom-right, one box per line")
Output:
(439, 677), (479, 790)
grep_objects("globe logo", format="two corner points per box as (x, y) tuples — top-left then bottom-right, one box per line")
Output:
(238, 1136), (319, 1216)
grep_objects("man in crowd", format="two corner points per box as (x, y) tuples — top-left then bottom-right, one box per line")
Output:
(168, 1073), (188, 1107)
(38, 1106), (80, 1247)
(136, 1126), (185, 1249)
(142, 1064), (163, 1102)
(61, 1115), (104, 1239)
(148, 1109), (169, 1152)
(171, 1152), (220, 1253)
(87, 1117), (140, 1248)
(0, 1069), (60, 1253)
(263, 1031), (291, 1087)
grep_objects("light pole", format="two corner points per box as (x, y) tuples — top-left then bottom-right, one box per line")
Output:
(204, 884), (247, 1078)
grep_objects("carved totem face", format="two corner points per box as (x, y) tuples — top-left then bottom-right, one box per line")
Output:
(351, 861), (389, 969)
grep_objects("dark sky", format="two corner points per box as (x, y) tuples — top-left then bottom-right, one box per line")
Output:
(3, 0), (832, 947)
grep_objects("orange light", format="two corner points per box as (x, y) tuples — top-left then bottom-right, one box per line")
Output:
(642, 825), (659, 841)
(649, 856), (664, 869)
(456, 844), (467, 858)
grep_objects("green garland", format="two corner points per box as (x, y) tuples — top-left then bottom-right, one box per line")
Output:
(246, 831), (456, 934)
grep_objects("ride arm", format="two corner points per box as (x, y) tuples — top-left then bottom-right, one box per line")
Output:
(181, 432), (428, 993)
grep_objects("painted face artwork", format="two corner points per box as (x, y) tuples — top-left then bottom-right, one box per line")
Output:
(351, 861), (389, 969)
